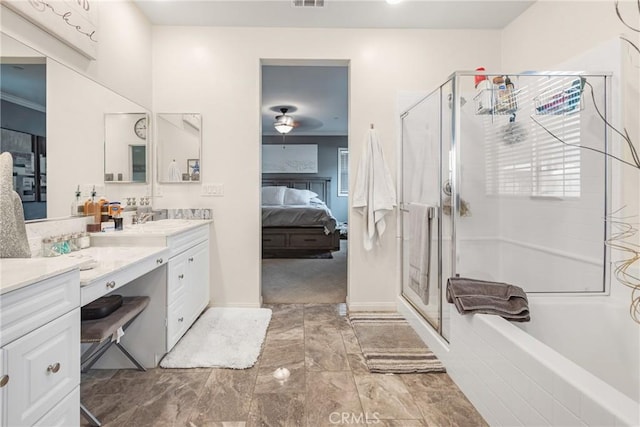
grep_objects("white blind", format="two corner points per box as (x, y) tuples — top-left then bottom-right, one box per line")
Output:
(338, 147), (349, 197)
(485, 76), (582, 198)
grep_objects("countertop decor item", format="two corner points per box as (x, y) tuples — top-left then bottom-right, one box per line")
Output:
(0, 152), (31, 258)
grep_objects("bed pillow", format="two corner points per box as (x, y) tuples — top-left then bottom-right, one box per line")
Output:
(262, 186), (287, 205)
(283, 188), (319, 205)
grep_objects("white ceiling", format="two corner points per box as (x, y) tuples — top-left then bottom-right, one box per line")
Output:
(134, 0), (535, 30)
(133, 0), (535, 137)
(1, 2), (537, 137)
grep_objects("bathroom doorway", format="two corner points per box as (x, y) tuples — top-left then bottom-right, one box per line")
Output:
(259, 60), (349, 304)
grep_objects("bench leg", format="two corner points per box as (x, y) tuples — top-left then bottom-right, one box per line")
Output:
(115, 342), (146, 371)
(80, 402), (102, 426)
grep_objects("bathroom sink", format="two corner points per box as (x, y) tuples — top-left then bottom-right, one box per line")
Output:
(125, 219), (199, 233)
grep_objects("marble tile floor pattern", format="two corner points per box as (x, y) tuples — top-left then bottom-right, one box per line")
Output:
(81, 303), (488, 427)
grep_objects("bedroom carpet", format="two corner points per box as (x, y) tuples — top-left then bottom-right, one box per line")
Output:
(262, 240), (347, 304)
(349, 312), (446, 374)
(159, 307), (271, 369)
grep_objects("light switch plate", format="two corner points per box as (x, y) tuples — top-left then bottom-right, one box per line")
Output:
(202, 183), (224, 197)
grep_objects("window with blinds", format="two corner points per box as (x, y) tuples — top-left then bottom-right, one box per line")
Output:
(338, 147), (349, 197)
(485, 76), (582, 198)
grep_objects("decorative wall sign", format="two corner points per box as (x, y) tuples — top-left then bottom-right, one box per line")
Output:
(262, 144), (318, 173)
(4, 0), (98, 60)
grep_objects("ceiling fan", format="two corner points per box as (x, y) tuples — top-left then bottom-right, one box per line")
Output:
(271, 106), (323, 135)
(274, 107), (295, 134)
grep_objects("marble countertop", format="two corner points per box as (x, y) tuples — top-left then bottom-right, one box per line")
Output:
(1, 219), (206, 296)
(90, 219), (212, 238)
(69, 246), (169, 286)
(0, 256), (84, 295)
(0, 246), (169, 295)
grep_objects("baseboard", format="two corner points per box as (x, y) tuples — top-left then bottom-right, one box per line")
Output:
(347, 301), (397, 312)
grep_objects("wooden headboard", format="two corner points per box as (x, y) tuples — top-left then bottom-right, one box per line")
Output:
(262, 175), (331, 207)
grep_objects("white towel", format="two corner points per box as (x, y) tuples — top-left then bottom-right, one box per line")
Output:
(408, 203), (431, 305)
(167, 160), (181, 182)
(352, 129), (396, 251)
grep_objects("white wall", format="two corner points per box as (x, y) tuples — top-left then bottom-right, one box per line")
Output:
(151, 27), (503, 308)
(1, 1), (152, 109)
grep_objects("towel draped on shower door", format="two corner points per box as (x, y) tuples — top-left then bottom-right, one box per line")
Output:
(408, 203), (432, 304)
(352, 128), (396, 251)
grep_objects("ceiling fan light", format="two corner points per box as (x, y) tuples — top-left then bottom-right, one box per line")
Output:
(274, 122), (293, 134)
(274, 110), (294, 134)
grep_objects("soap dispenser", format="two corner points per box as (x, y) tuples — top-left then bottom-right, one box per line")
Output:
(84, 186), (97, 217)
(71, 185), (82, 216)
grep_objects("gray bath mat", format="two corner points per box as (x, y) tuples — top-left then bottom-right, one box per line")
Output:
(349, 312), (446, 374)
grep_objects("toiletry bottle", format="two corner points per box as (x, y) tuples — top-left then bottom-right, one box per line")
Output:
(71, 185), (81, 216)
(84, 186), (97, 217)
(504, 76), (516, 110)
(493, 76), (506, 112)
(476, 76), (494, 114)
(96, 197), (109, 224)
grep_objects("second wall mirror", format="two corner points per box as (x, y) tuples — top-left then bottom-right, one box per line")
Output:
(104, 112), (149, 184)
(156, 113), (202, 183)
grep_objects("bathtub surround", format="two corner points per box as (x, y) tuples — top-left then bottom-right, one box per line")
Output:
(349, 312), (446, 374)
(446, 277), (530, 322)
(159, 307), (272, 369)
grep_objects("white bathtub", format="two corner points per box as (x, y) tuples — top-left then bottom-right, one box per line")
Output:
(400, 295), (640, 426)
(518, 296), (639, 403)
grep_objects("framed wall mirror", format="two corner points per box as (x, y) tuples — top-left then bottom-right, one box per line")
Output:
(1, 32), (151, 220)
(104, 113), (149, 184)
(156, 113), (202, 183)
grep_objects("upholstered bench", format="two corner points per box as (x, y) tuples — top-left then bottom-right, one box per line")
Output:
(80, 296), (150, 426)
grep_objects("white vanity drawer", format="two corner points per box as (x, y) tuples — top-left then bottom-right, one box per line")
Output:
(81, 253), (166, 306)
(4, 308), (80, 427)
(34, 386), (79, 427)
(167, 296), (187, 351)
(0, 270), (79, 346)
(167, 225), (209, 258)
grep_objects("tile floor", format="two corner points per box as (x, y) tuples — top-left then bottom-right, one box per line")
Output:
(81, 303), (488, 426)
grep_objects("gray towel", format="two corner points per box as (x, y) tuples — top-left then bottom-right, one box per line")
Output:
(446, 277), (530, 322)
(0, 152), (31, 258)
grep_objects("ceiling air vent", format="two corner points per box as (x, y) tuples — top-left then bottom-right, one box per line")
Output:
(292, 0), (325, 7)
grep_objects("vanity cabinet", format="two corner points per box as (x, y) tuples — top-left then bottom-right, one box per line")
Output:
(166, 230), (210, 350)
(0, 269), (80, 427)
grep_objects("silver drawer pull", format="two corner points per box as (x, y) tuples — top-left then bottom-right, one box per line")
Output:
(188, 257), (194, 262)
(156, 258), (164, 264)
(106, 280), (116, 289)
(178, 317), (184, 322)
(0, 375), (8, 387)
(47, 363), (61, 374)
(178, 274), (184, 279)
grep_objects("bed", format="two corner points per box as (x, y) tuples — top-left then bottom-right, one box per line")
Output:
(262, 176), (341, 257)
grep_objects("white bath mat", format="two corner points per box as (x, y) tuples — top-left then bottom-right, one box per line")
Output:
(160, 307), (272, 369)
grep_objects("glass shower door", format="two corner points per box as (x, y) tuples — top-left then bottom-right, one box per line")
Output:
(401, 84), (450, 336)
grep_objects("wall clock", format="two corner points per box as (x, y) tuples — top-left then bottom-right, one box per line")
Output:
(134, 117), (147, 140)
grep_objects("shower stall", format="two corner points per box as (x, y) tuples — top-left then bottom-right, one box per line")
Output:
(400, 71), (638, 424)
